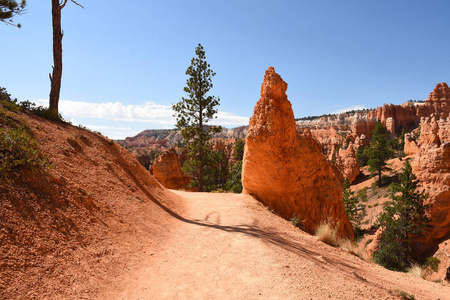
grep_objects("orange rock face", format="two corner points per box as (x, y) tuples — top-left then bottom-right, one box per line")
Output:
(335, 144), (360, 183)
(410, 117), (450, 249)
(152, 148), (190, 190)
(242, 67), (353, 238)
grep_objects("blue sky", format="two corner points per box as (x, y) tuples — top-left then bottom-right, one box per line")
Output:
(2, 0), (449, 139)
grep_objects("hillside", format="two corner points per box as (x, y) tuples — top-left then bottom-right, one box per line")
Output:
(0, 107), (183, 299)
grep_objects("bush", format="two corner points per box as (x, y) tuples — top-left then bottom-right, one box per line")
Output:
(20, 100), (64, 122)
(0, 87), (64, 122)
(424, 256), (440, 272)
(339, 239), (369, 261)
(407, 263), (426, 278)
(290, 216), (300, 227)
(0, 87), (21, 112)
(315, 220), (340, 247)
(0, 124), (50, 182)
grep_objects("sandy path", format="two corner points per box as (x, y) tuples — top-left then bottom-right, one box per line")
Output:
(106, 191), (450, 300)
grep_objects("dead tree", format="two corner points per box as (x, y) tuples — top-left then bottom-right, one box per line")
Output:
(49, 0), (83, 113)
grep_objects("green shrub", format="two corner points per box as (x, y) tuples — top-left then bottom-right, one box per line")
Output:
(0, 124), (50, 182)
(20, 100), (64, 122)
(0, 87), (21, 112)
(357, 187), (368, 203)
(290, 216), (300, 227)
(424, 256), (440, 272)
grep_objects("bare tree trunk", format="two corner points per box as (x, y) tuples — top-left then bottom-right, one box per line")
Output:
(49, 0), (63, 113)
(198, 106), (204, 192)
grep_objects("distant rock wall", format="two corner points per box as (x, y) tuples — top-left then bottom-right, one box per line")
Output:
(242, 67), (353, 238)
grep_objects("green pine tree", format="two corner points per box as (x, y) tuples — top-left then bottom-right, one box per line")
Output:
(364, 121), (394, 187)
(343, 178), (366, 233)
(172, 43), (221, 192)
(0, 0), (26, 28)
(373, 160), (430, 271)
(226, 138), (245, 193)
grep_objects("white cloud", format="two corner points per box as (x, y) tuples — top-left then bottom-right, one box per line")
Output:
(35, 99), (249, 139)
(331, 105), (366, 114)
(37, 99), (249, 127)
(214, 111), (249, 126)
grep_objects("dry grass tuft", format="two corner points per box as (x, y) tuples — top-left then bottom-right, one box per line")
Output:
(315, 221), (340, 247)
(407, 263), (426, 278)
(339, 239), (369, 261)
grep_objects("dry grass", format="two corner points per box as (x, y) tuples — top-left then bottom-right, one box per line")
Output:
(339, 239), (370, 261)
(315, 221), (340, 247)
(407, 263), (426, 278)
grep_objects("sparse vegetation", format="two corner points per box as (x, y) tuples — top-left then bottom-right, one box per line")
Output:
(342, 178), (366, 235)
(315, 219), (340, 247)
(393, 289), (416, 300)
(226, 138), (245, 193)
(339, 239), (369, 261)
(373, 161), (430, 271)
(357, 188), (368, 203)
(424, 256), (440, 272)
(290, 216), (300, 227)
(0, 124), (50, 183)
(21, 100), (65, 121)
(407, 263), (426, 278)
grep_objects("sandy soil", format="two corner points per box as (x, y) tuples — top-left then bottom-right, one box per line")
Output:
(102, 191), (450, 300)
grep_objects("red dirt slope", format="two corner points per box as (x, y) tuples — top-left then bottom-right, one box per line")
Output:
(0, 110), (183, 299)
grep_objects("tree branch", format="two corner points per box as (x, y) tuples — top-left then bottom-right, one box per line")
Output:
(70, 0), (84, 9)
(59, 0), (68, 9)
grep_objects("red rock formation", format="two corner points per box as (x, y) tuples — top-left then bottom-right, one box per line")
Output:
(152, 148), (190, 190)
(335, 144), (360, 183)
(409, 117), (450, 250)
(298, 82), (450, 144)
(404, 132), (419, 156)
(242, 67), (353, 238)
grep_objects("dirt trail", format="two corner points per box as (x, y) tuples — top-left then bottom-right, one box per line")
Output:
(104, 191), (450, 300)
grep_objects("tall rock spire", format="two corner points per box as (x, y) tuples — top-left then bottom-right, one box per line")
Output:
(242, 67), (353, 238)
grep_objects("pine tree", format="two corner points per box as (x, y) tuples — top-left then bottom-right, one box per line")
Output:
(365, 121), (394, 187)
(0, 0), (26, 28)
(226, 138), (245, 193)
(49, 0), (83, 114)
(172, 43), (221, 192)
(343, 178), (366, 232)
(373, 160), (430, 271)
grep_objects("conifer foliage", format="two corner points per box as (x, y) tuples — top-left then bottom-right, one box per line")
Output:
(373, 160), (430, 271)
(342, 178), (366, 232)
(0, 0), (26, 27)
(364, 121), (394, 187)
(172, 43), (221, 192)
